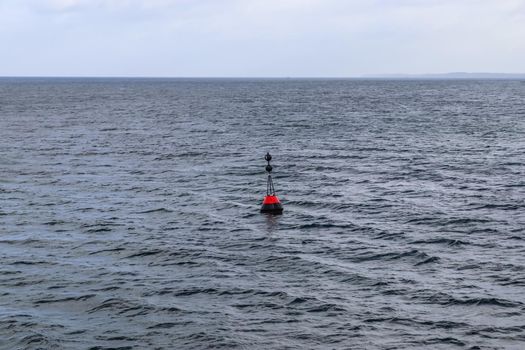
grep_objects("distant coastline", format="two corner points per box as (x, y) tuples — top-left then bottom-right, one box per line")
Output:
(361, 72), (525, 79)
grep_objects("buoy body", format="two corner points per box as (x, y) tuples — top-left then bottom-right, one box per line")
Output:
(260, 152), (283, 214)
(261, 195), (283, 214)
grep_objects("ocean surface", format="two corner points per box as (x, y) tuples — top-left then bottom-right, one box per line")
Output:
(1, 78), (524, 350)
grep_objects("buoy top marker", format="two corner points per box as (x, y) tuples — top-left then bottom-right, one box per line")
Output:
(260, 152), (283, 214)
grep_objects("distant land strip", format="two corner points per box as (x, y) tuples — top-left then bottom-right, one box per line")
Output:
(361, 72), (525, 79)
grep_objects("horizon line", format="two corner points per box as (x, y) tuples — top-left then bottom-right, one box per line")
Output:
(1, 73), (525, 80)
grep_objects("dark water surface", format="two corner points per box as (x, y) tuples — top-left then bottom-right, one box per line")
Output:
(1, 78), (524, 349)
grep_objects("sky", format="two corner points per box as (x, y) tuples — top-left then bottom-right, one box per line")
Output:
(1, 0), (524, 77)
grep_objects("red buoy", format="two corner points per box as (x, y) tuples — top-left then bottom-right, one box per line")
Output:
(260, 153), (283, 214)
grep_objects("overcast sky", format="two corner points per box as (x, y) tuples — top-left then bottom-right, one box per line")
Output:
(1, 0), (524, 77)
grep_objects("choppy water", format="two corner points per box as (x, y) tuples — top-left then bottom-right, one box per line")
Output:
(1, 78), (524, 349)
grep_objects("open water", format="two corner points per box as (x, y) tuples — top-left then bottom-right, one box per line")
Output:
(0, 78), (524, 349)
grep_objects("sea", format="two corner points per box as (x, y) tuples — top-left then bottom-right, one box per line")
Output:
(0, 78), (524, 349)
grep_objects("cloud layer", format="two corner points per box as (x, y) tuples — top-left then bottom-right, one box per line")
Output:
(1, 0), (524, 76)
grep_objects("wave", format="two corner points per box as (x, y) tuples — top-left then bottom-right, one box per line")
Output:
(135, 208), (173, 214)
(410, 238), (468, 246)
(125, 250), (164, 258)
(34, 294), (96, 304)
(415, 292), (522, 308)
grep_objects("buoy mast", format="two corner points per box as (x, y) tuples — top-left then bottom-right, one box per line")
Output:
(260, 152), (283, 214)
